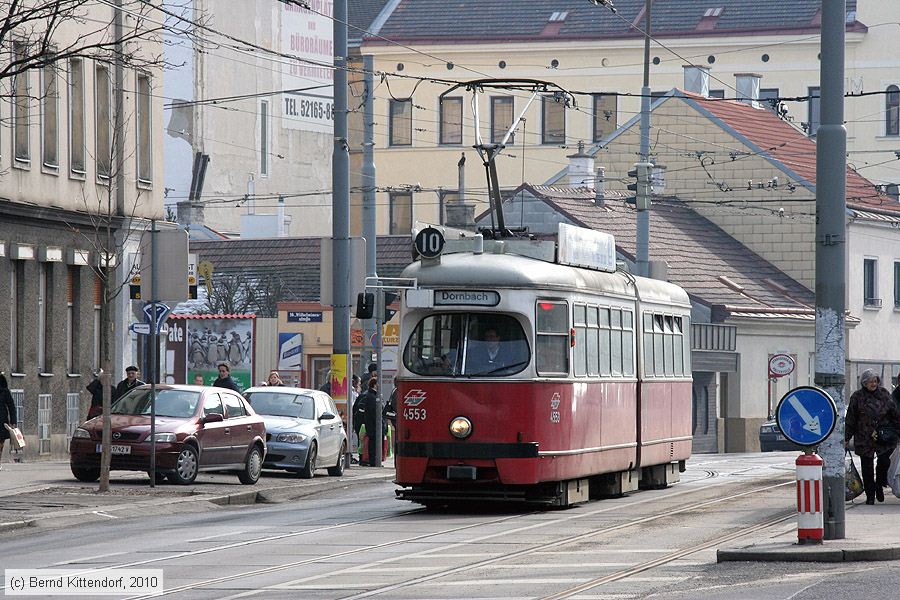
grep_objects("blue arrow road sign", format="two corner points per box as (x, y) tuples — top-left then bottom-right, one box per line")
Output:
(775, 386), (837, 447)
(143, 302), (171, 334)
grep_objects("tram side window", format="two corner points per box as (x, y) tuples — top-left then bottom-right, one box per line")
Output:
(536, 301), (569, 376)
(587, 306), (600, 377)
(623, 310), (635, 376)
(642, 311), (688, 377)
(600, 308), (611, 376)
(574, 304), (587, 377)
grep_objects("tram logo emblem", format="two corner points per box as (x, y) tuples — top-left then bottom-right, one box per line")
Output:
(550, 393), (561, 424)
(550, 393), (560, 410)
(404, 389), (427, 406)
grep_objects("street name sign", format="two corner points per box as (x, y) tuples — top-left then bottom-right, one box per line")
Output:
(775, 386), (837, 447)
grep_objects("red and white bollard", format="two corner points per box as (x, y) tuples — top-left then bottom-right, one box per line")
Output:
(796, 452), (824, 544)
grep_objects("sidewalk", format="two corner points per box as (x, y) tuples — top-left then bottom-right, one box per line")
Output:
(0, 458), (395, 534)
(718, 495), (900, 562)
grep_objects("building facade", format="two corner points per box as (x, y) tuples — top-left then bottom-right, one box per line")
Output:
(0, 3), (165, 459)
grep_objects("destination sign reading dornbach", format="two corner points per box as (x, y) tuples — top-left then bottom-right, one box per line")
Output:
(433, 290), (500, 306)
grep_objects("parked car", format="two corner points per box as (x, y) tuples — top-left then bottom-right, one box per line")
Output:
(70, 385), (266, 485)
(758, 418), (802, 452)
(243, 386), (347, 478)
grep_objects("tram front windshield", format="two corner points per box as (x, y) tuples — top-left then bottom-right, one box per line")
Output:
(403, 313), (529, 377)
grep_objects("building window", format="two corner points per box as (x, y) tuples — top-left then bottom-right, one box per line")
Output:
(592, 94), (617, 142)
(389, 99), (412, 146)
(67, 267), (78, 374)
(708, 89), (725, 99)
(807, 86), (820, 136)
(490, 96), (514, 144)
(95, 63), (112, 179)
(259, 99), (269, 177)
(10, 262), (25, 372)
(894, 262), (900, 309)
(389, 191), (412, 235)
(136, 72), (152, 184)
(887, 85), (900, 136)
(541, 95), (566, 145)
(439, 97), (462, 145)
(886, 183), (900, 202)
(759, 88), (780, 113)
(13, 43), (31, 164)
(42, 63), (59, 168)
(69, 58), (86, 174)
(38, 263), (52, 372)
(864, 258), (879, 307)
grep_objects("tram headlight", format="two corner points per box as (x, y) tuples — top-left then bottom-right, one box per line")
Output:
(449, 416), (473, 439)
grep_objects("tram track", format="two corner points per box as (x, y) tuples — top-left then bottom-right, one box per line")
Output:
(115, 466), (793, 599)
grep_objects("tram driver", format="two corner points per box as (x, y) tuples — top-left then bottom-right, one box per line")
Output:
(466, 327), (512, 374)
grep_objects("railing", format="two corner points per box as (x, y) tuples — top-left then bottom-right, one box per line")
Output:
(691, 323), (737, 352)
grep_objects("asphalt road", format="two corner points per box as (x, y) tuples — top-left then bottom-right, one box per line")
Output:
(2, 453), (898, 600)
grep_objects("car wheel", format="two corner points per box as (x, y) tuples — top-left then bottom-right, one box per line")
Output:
(147, 471), (167, 484)
(169, 445), (199, 485)
(327, 441), (346, 476)
(299, 441), (317, 479)
(238, 445), (263, 485)
(71, 465), (100, 482)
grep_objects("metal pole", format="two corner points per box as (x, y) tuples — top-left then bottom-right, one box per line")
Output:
(114, 0), (125, 216)
(332, 0), (352, 466)
(361, 53), (377, 393)
(150, 221), (158, 487)
(374, 289), (384, 468)
(636, 0), (652, 278)
(816, 0), (847, 541)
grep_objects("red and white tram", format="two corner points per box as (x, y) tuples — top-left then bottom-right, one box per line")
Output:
(394, 224), (693, 507)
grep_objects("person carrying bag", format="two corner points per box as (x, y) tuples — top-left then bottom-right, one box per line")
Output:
(0, 374), (19, 469)
(846, 450), (864, 502)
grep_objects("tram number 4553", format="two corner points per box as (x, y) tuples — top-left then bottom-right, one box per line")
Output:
(404, 408), (427, 421)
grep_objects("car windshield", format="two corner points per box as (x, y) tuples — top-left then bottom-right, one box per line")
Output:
(245, 391), (315, 420)
(403, 313), (530, 377)
(111, 389), (201, 418)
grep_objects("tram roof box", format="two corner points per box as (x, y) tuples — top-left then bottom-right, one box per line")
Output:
(406, 288), (434, 309)
(556, 223), (616, 273)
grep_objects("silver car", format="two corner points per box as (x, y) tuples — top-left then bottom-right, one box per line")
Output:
(243, 387), (347, 478)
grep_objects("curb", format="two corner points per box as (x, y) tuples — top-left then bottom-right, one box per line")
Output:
(717, 544), (900, 563)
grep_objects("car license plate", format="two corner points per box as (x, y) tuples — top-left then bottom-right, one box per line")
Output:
(96, 443), (131, 455)
(776, 434), (786, 441)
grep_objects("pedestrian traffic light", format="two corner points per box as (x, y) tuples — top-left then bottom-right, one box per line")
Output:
(129, 276), (142, 300)
(356, 292), (374, 319)
(384, 292), (399, 322)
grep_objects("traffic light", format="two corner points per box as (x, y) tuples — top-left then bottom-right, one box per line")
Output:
(384, 292), (399, 322)
(356, 292), (374, 319)
(129, 276), (142, 300)
(627, 162), (653, 210)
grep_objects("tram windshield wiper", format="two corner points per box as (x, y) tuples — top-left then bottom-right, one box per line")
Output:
(466, 360), (529, 377)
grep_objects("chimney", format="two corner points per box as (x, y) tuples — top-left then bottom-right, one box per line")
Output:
(594, 167), (605, 207)
(735, 73), (762, 108)
(567, 140), (595, 189)
(683, 65), (710, 97)
(176, 201), (204, 226)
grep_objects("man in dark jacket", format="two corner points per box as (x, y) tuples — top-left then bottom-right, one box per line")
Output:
(113, 366), (144, 401)
(85, 369), (108, 419)
(213, 363), (241, 392)
(0, 373), (18, 470)
(361, 377), (385, 466)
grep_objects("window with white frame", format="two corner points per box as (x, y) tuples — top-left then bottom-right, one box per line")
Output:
(864, 257), (880, 307)
(136, 72), (152, 184)
(541, 95), (566, 144)
(894, 261), (900, 308)
(389, 99), (412, 146)
(42, 62), (59, 168)
(67, 266), (78, 374)
(13, 42), (31, 164)
(439, 97), (462, 145)
(259, 99), (269, 176)
(389, 191), (412, 235)
(69, 58), (86, 174)
(887, 85), (900, 136)
(592, 94), (617, 142)
(490, 96), (514, 144)
(38, 263), (52, 372)
(95, 63), (112, 179)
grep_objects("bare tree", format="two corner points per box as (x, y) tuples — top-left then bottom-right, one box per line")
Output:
(204, 271), (290, 318)
(0, 1), (174, 86)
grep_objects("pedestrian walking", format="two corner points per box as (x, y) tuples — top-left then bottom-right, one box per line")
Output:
(361, 377), (385, 466)
(113, 366), (144, 402)
(846, 369), (900, 504)
(892, 373), (900, 412)
(193, 374), (205, 385)
(213, 363), (241, 392)
(266, 371), (285, 387)
(360, 362), (377, 390)
(0, 373), (18, 469)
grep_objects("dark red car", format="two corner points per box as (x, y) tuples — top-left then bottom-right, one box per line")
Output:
(70, 385), (266, 485)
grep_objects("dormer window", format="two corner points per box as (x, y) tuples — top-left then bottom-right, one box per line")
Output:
(548, 11), (568, 22)
(704, 7), (723, 17)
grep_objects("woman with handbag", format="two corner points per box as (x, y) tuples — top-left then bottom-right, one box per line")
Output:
(846, 369), (900, 504)
(0, 373), (18, 470)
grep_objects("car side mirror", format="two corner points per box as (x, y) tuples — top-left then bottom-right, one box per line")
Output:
(319, 412), (336, 422)
(202, 412), (224, 424)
